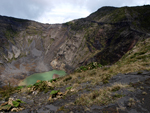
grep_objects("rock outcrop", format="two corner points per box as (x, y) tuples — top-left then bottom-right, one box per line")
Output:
(0, 5), (150, 86)
(52, 74), (60, 79)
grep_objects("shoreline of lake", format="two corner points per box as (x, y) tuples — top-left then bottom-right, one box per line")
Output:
(19, 70), (66, 86)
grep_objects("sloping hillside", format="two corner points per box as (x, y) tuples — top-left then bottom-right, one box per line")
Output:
(0, 5), (150, 87)
(0, 28), (150, 113)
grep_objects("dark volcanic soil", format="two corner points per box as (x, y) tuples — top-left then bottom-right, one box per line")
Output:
(0, 70), (149, 113)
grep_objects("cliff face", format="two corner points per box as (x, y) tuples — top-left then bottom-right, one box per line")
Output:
(0, 5), (150, 86)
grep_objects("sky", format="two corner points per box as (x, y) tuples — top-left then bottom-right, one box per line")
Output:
(0, 0), (149, 24)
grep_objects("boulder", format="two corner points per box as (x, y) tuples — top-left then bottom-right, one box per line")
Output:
(52, 74), (60, 79)
(8, 51), (13, 60)
(36, 80), (41, 83)
(12, 46), (21, 58)
(8, 98), (13, 106)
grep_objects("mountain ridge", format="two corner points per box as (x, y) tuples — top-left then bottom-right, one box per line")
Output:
(0, 5), (150, 112)
(0, 5), (150, 86)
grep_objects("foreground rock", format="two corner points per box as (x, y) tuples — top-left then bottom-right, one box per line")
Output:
(0, 98), (25, 112)
(52, 74), (60, 79)
(0, 70), (149, 113)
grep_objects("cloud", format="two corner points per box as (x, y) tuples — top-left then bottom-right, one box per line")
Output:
(0, 0), (149, 24)
(0, 0), (47, 19)
(38, 2), (89, 23)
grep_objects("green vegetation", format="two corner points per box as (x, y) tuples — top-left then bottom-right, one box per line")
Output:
(3, 32), (143, 109)
(16, 99), (25, 103)
(63, 21), (83, 31)
(64, 19), (94, 31)
(52, 38), (150, 106)
(12, 101), (20, 107)
(75, 84), (128, 106)
(1, 5), (150, 112)
(133, 5), (150, 31)
(49, 78), (57, 83)
(4, 28), (18, 45)
(16, 86), (23, 90)
(76, 62), (102, 72)
(0, 84), (18, 100)
(110, 8), (126, 23)
(66, 87), (72, 90)
(63, 21), (73, 26)
(111, 86), (121, 92)
(33, 81), (54, 92)
(102, 79), (109, 84)
(116, 38), (150, 68)
(50, 90), (59, 95)
(0, 98), (25, 111)
(27, 85), (32, 88)
(0, 104), (11, 111)
(112, 94), (124, 99)
(0, 81), (53, 100)
(89, 6), (116, 21)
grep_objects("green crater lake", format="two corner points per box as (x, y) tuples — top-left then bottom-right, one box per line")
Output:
(19, 70), (66, 86)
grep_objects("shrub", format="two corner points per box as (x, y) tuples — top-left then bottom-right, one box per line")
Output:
(33, 81), (54, 92)
(27, 85), (32, 88)
(50, 90), (59, 95)
(33, 81), (42, 86)
(76, 62), (103, 72)
(0, 84), (17, 99)
(16, 86), (23, 90)
(12, 101), (20, 107)
(49, 78), (57, 83)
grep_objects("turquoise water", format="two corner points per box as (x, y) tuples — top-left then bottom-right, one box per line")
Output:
(19, 70), (66, 86)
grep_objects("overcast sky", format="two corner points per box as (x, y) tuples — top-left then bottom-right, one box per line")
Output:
(0, 0), (149, 24)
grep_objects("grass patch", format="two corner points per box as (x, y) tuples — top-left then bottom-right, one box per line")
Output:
(112, 93), (123, 99)
(75, 62), (102, 72)
(75, 84), (128, 106)
(111, 86), (121, 92)
(33, 81), (54, 92)
(0, 84), (18, 100)
(16, 86), (24, 90)
(27, 85), (32, 88)
(1, 37), (150, 108)
(53, 38), (150, 91)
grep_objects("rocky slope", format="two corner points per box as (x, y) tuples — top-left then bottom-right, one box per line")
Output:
(1, 36), (150, 113)
(0, 5), (150, 86)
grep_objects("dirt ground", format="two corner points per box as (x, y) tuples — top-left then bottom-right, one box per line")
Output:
(0, 70), (148, 113)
